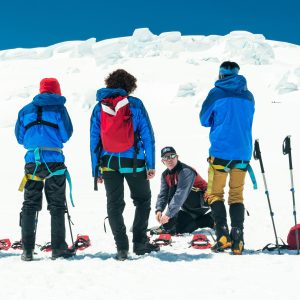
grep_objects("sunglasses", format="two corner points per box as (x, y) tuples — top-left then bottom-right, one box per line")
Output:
(161, 154), (177, 161)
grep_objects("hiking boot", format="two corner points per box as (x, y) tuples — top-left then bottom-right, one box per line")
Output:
(211, 222), (232, 252)
(211, 235), (232, 252)
(133, 241), (160, 255)
(230, 227), (244, 255)
(51, 248), (76, 260)
(21, 249), (33, 261)
(115, 249), (128, 261)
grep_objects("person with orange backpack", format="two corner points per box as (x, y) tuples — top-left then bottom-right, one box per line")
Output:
(90, 69), (159, 260)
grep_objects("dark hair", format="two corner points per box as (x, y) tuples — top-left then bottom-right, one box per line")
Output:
(220, 61), (240, 71)
(105, 69), (137, 94)
(219, 61), (240, 78)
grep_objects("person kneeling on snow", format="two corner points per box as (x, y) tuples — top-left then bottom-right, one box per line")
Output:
(154, 146), (214, 235)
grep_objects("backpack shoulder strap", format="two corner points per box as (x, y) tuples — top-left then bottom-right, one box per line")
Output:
(25, 106), (59, 130)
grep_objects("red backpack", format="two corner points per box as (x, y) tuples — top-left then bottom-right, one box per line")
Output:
(287, 224), (300, 249)
(100, 96), (134, 152)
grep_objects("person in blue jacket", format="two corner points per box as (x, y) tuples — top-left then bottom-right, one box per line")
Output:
(15, 78), (74, 261)
(200, 61), (255, 254)
(90, 69), (159, 260)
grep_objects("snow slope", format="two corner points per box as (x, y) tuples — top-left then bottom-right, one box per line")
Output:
(1, 29), (300, 300)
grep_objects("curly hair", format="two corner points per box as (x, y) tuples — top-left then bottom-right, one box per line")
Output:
(105, 69), (137, 94)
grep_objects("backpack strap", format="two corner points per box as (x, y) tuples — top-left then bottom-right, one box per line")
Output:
(25, 106), (59, 130)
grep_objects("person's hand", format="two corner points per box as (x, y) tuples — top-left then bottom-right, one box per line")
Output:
(97, 176), (103, 184)
(147, 169), (156, 180)
(204, 191), (209, 201)
(160, 214), (170, 225)
(155, 211), (162, 223)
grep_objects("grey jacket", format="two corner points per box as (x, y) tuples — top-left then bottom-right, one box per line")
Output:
(156, 164), (196, 218)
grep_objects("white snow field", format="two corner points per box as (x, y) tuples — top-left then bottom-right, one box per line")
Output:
(1, 28), (300, 299)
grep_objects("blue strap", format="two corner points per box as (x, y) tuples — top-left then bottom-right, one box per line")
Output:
(234, 162), (249, 169)
(107, 154), (113, 169)
(118, 167), (145, 173)
(31, 147), (42, 178)
(246, 164), (257, 190)
(45, 168), (75, 207)
(64, 169), (74, 207)
(27, 147), (75, 207)
(234, 162), (257, 190)
(224, 160), (232, 172)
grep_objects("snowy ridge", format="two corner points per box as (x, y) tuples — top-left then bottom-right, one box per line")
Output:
(1, 28), (300, 126)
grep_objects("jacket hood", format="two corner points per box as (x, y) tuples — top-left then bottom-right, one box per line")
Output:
(96, 88), (127, 102)
(215, 75), (248, 93)
(32, 93), (66, 106)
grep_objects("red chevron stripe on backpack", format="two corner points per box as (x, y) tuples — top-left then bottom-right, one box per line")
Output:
(100, 96), (134, 152)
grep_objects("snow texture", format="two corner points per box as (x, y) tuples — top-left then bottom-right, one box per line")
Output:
(1, 28), (300, 300)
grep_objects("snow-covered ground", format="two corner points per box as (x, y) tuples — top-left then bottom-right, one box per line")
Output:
(1, 28), (300, 299)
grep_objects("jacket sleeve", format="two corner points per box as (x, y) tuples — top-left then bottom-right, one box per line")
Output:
(58, 107), (73, 143)
(90, 104), (101, 177)
(15, 110), (25, 145)
(166, 168), (196, 218)
(199, 89), (216, 128)
(136, 100), (155, 170)
(155, 174), (169, 213)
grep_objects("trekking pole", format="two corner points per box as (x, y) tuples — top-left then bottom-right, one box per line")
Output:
(282, 135), (299, 254)
(65, 199), (75, 248)
(253, 139), (281, 254)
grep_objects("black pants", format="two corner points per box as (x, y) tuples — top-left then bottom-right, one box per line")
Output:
(163, 210), (214, 234)
(21, 162), (68, 250)
(103, 171), (151, 251)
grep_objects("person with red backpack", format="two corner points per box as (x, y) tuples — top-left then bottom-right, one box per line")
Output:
(90, 69), (159, 260)
(15, 78), (74, 261)
(154, 146), (214, 235)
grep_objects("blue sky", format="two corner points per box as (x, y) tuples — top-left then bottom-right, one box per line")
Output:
(0, 0), (299, 50)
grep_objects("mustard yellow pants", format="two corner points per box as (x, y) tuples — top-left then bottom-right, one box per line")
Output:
(206, 158), (247, 205)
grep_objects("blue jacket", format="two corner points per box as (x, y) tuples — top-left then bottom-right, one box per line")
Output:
(90, 88), (155, 177)
(15, 93), (73, 163)
(200, 75), (255, 160)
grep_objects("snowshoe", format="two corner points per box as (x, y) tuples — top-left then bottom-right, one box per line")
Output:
(10, 240), (22, 250)
(72, 234), (91, 251)
(152, 234), (172, 247)
(189, 234), (211, 249)
(0, 239), (11, 250)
